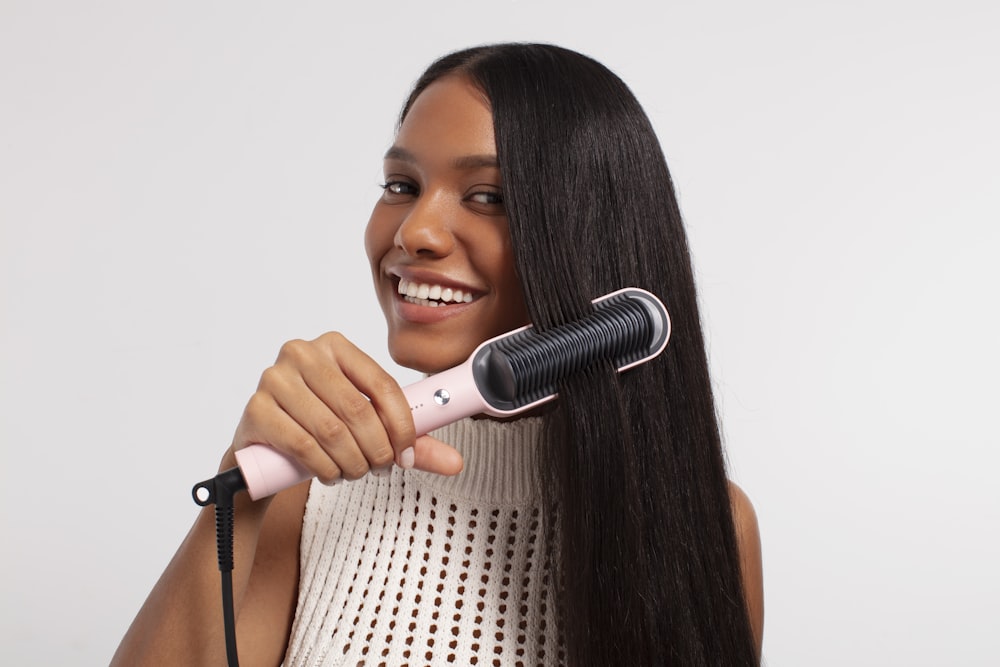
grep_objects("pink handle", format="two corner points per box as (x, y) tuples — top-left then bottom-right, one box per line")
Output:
(402, 357), (488, 434)
(234, 444), (312, 501)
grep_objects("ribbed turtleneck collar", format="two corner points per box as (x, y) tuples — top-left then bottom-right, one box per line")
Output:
(409, 416), (545, 507)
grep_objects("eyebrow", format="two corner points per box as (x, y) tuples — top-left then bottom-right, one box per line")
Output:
(384, 146), (499, 170)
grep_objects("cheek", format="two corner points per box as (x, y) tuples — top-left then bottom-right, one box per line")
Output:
(475, 227), (529, 322)
(364, 206), (391, 271)
(493, 230), (521, 289)
(473, 222), (512, 270)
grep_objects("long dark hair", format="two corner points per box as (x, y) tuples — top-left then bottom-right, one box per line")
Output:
(403, 44), (757, 666)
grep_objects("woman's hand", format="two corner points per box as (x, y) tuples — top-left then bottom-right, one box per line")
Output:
(231, 331), (463, 483)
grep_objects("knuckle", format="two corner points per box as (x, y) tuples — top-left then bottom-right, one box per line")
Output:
(370, 446), (395, 468)
(340, 458), (370, 481)
(370, 372), (400, 396)
(316, 331), (348, 356)
(341, 393), (373, 421)
(315, 462), (342, 485)
(314, 416), (346, 444)
(277, 338), (309, 362)
(390, 413), (417, 445)
(243, 391), (273, 420)
(319, 330), (347, 346)
(284, 435), (316, 460)
(256, 366), (279, 390)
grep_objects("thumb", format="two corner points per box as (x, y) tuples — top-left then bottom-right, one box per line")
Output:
(399, 435), (463, 476)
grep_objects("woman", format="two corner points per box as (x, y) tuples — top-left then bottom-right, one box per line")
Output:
(113, 43), (763, 666)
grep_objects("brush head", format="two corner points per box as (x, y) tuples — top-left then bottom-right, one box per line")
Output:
(472, 288), (670, 412)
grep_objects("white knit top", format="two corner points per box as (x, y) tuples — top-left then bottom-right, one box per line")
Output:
(282, 416), (565, 667)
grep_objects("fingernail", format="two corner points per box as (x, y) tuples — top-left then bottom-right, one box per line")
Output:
(399, 447), (415, 469)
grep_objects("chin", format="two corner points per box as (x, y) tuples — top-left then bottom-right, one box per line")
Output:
(388, 334), (471, 375)
(390, 350), (459, 375)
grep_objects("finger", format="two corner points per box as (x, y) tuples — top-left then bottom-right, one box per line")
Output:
(299, 361), (396, 474)
(405, 435), (464, 476)
(234, 391), (343, 484)
(273, 336), (390, 478)
(314, 333), (416, 457)
(272, 375), (377, 481)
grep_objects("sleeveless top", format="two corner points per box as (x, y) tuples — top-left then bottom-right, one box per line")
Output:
(282, 416), (565, 666)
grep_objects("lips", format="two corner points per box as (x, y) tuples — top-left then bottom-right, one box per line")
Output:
(396, 277), (476, 307)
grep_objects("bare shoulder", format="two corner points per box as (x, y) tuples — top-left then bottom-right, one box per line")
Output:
(727, 481), (760, 540)
(727, 481), (764, 657)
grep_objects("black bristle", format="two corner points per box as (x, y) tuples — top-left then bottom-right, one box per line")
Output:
(480, 293), (656, 409)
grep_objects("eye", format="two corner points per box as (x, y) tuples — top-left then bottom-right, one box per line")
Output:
(468, 191), (503, 205)
(465, 187), (505, 213)
(380, 179), (418, 202)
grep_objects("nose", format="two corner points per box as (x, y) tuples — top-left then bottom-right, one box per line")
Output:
(393, 194), (456, 258)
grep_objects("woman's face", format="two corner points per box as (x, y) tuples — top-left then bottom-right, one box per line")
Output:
(365, 75), (530, 373)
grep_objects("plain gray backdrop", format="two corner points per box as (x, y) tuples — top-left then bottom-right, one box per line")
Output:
(2, 1), (998, 664)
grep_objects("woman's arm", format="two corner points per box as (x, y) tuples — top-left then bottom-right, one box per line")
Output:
(729, 481), (764, 657)
(111, 332), (463, 665)
(110, 456), (309, 667)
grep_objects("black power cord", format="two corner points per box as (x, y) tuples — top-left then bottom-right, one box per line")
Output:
(192, 467), (248, 667)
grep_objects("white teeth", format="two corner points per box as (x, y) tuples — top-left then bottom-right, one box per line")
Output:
(404, 296), (442, 307)
(397, 278), (475, 306)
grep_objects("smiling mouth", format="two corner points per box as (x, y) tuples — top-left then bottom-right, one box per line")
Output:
(397, 277), (476, 307)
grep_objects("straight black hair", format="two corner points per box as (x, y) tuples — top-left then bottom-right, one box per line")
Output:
(403, 43), (757, 666)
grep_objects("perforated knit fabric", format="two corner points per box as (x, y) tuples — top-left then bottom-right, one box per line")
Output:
(283, 416), (565, 667)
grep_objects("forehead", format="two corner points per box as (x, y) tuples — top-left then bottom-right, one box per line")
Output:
(392, 75), (496, 162)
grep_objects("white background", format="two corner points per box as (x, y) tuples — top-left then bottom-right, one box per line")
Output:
(2, 1), (997, 664)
